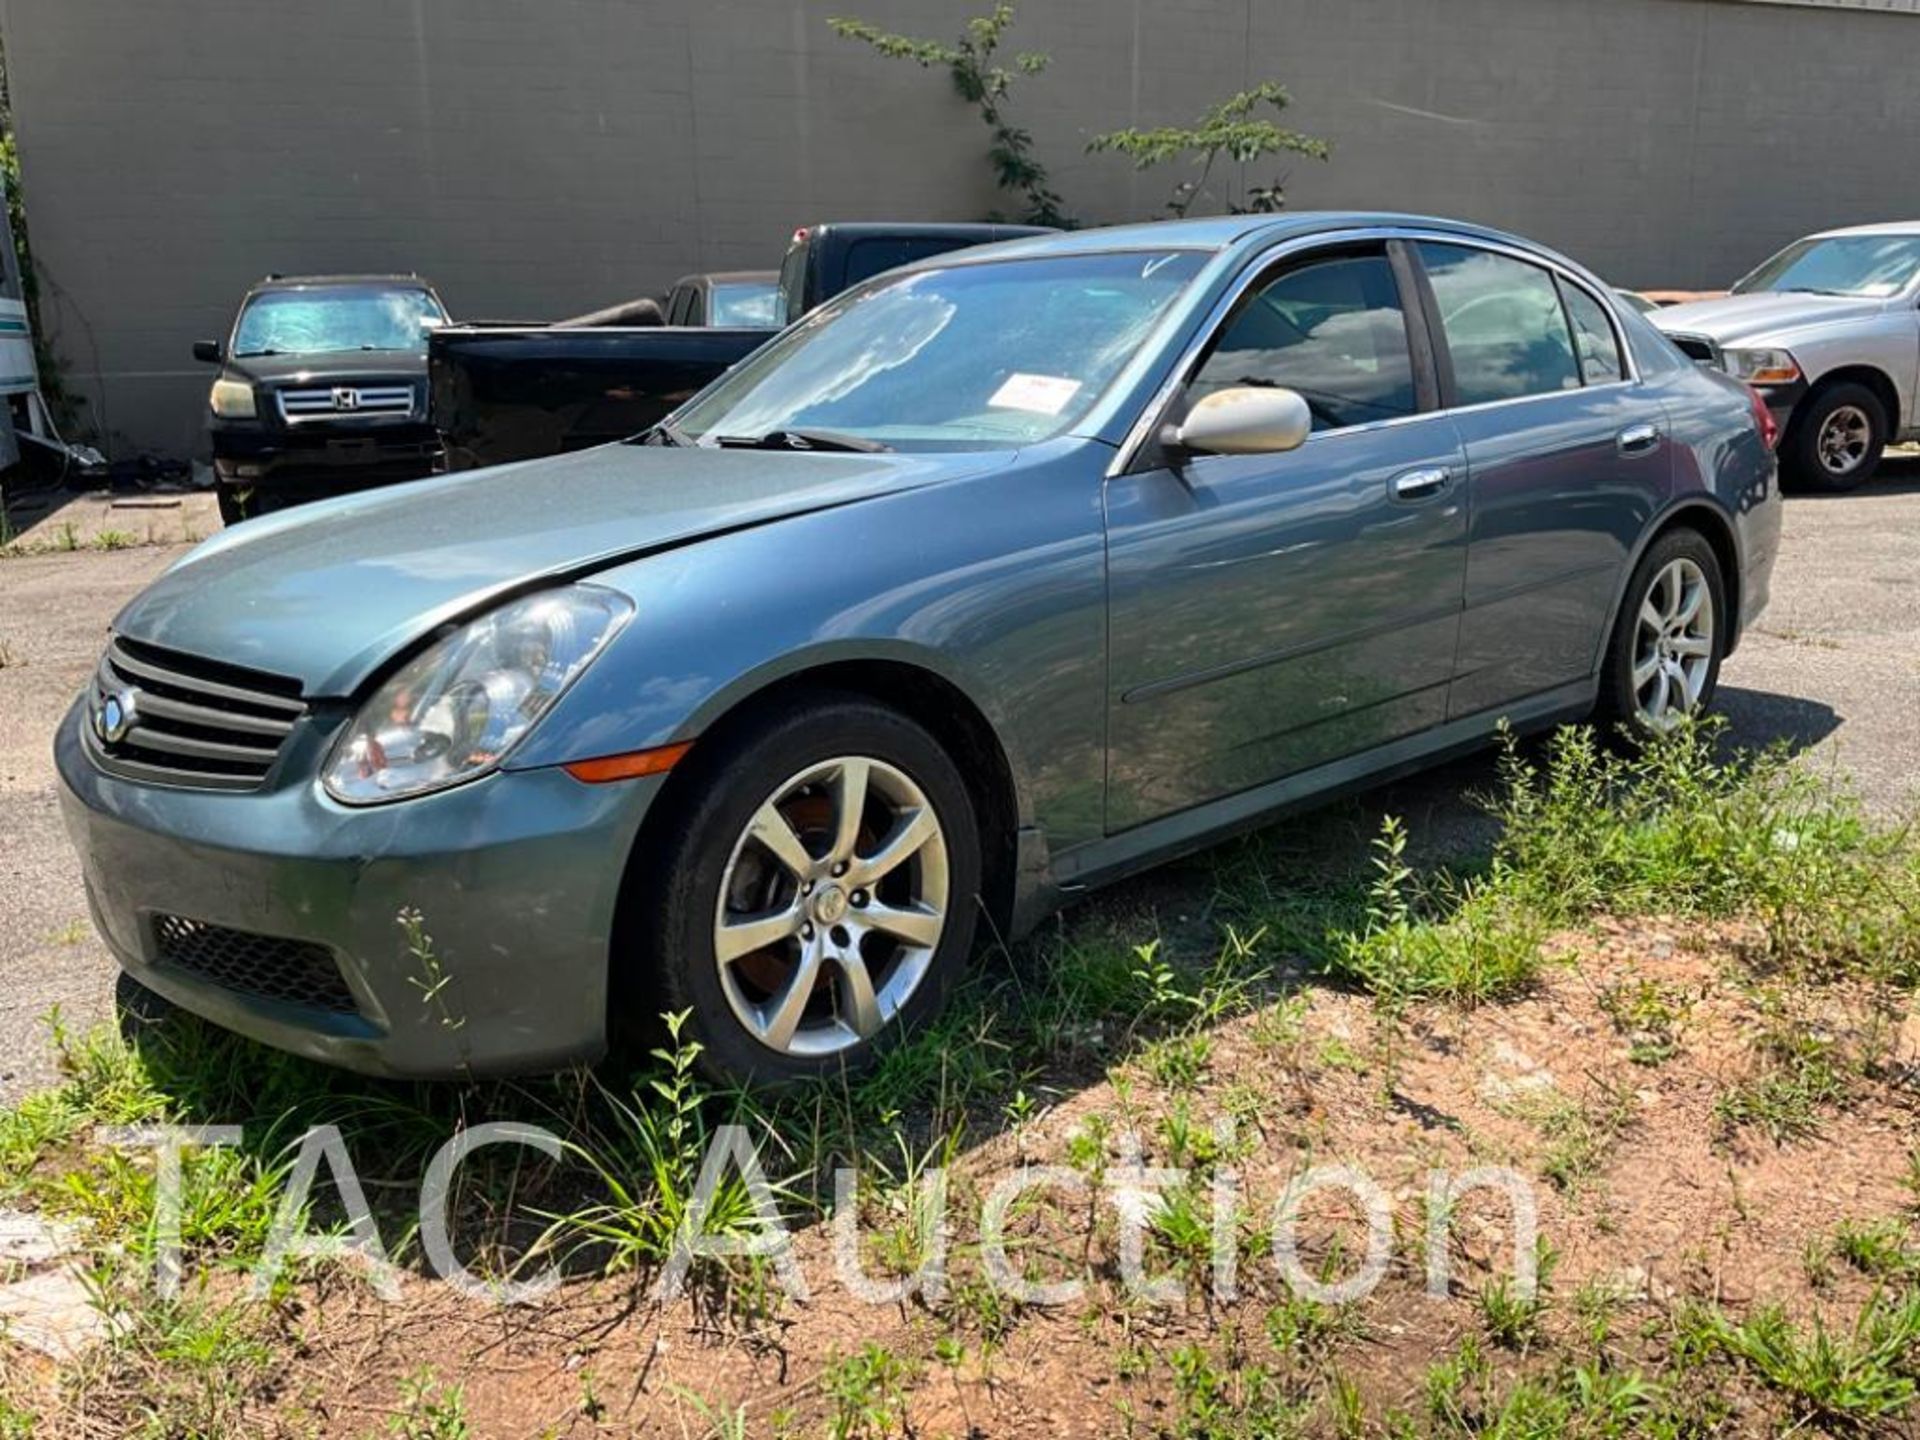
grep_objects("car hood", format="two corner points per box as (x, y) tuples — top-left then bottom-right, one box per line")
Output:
(114, 443), (993, 696)
(1651, 291), (1888, 346)
(224, 348), (429, 386)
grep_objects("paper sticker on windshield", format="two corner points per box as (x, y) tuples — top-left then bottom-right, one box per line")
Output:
(989, 373), (1082, 416)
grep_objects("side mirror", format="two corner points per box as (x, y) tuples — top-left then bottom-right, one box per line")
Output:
(192, 340), (222, 364)
(1163, 385), (1312, 456)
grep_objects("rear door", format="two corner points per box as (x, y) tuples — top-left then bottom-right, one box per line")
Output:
(1411, 241), (1673, 717)
(1103, 240), (1468, 831)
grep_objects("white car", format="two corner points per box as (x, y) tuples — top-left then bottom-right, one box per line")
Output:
(1654, 222), (1920, 492)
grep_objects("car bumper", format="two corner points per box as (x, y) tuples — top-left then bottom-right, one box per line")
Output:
(54, 697), (661, 1079)
(1753, 377), (1808, 434)
(210, 422), (445, 504)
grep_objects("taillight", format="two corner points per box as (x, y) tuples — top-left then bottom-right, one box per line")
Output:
(1748, 386), (1779, 450)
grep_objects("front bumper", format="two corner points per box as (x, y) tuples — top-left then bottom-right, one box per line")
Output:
(1753, 377), (1809, 435)
(210, 418), (444, 505)
(54, 697), (661, 1079)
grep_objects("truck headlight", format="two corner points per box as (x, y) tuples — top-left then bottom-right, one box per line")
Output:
(209, 376), (257, 418)
(322, 585), (633, 804)
(1722, 348), (1802, 386)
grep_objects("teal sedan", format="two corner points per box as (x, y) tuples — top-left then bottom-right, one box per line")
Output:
(57, 214), (1780, 1084)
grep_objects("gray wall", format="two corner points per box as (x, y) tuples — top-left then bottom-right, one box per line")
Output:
(4, 0), (1919, 460)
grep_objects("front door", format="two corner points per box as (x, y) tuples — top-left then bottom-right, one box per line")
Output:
(1104, 243), (1468, 832)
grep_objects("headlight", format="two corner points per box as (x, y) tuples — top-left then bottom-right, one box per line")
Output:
(209, 376), (257, 418)
(322, 586), (633, 804)
(1723, 348), (1802, 386)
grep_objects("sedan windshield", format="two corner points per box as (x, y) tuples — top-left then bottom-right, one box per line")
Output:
(673, 250), (1210, 451)
(232, 286), (446, 357)
(1733, 235), (1920, 298)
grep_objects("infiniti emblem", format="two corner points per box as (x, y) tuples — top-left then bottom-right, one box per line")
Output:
(95, 688), (139, 745)
(332, 386), (359, 411)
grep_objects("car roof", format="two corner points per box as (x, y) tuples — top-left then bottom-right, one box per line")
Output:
(246, 274), (435, 295)
(912, 211), (1553, 265)
(1806, 221), (1920, 240)
(800, 222), (1053, 240)
(673, 271), (778, 288)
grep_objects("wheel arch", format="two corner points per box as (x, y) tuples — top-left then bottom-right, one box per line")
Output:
(1800, 363), (1901, 437)
(609, 655), (1026, 1025)
(1601, 499), (1744, 667)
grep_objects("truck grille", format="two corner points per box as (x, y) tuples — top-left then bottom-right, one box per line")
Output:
(152, 914), (358, 1015)
(1667, 334), (1719, 366)
(89, 636), (306, 790)
(276, 384), (416, 422)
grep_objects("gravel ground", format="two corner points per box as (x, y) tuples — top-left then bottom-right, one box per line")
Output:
(1, 472), (1915, 1106)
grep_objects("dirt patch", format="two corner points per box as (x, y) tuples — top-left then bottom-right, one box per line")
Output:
(11, 918), (1910, 1437)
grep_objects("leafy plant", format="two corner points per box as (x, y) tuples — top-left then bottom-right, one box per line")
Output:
(828, 5), (1068, 226)
(1696, 1292), (1920, 1427)
(821, 1342), (914, 1440)
(1089, 83), (1329, 218)
(387, 1366), (471, 1440)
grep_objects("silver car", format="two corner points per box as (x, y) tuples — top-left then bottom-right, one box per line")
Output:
(57, 214), (1782, 1085)
(1655, 222), (1920, 492)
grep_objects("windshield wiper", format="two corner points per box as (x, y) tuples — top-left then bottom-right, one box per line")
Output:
(713, 428), (892, 454)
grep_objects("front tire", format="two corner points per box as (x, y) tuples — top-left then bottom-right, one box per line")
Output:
(1783, 381), (1886, 494)
(633, 695), (982, 1086)
(1598, 528), (1726, 735)
(216, 487), (252, 526)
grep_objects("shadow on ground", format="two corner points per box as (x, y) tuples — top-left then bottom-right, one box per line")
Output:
(2, 478), (218, 551)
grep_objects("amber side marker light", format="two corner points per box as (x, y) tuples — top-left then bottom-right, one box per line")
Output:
(564, 742), (693, 784)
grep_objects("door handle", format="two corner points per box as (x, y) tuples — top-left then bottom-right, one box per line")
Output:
(1389, 466), (1452, 501)
(1617, 422), (1661, 456)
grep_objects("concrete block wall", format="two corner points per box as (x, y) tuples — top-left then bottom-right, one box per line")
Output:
(3, 0), (1917, 459)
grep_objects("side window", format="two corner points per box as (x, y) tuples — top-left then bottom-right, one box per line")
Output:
(1559, 279), (1625, 384)
(686, 289), (706, 327)
(1418, 243), (1580, 405)
(666, 288), (689, 326)
(1189, 249), (1418, 432)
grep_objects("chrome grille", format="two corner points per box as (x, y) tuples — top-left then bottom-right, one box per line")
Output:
(89, 636), (306, 790)
(152, 915), (358, 1015)
(276, 384), (416, 422)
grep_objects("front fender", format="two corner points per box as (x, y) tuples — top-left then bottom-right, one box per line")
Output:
(502, 446), (1113, 855)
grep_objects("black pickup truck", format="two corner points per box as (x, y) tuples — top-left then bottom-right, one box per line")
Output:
(429, 222), (1047, 471)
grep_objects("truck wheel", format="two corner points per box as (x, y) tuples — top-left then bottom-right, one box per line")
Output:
(1783, 382), (1886, 494)
(217, 488), (252, 526)
(632, 694), (982, 1086)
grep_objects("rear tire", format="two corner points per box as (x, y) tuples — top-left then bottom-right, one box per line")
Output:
(1597, 528), (1727, 736)
(1783, 381), (1885, 494)
(629, 694), (982, 1086)
(216, 488), (252, 526)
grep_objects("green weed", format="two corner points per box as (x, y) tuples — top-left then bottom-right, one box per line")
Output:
(1693, 1291), (1920, 1428)
(820, 1343), (913, 1440)
(386, 1366), (470, 1440)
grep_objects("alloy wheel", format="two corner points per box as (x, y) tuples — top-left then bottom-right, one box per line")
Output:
(712, 755), (949, 1057)
(1816, 404), (1872, 477)
(1632, 556), (1715, 731)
